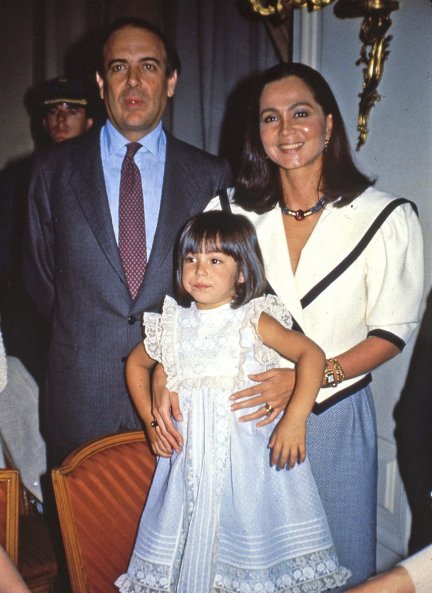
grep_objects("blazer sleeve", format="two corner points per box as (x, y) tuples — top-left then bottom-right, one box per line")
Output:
(365, 201), (424, 348)
(22, 153), (55, 321)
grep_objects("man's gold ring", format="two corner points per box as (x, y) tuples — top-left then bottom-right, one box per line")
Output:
(264, 402), (273, 416)
(150, 420), (159, 429)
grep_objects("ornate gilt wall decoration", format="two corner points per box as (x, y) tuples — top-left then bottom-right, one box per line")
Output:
(249, 0), (335, 16)
(334, 1), (399, 149)
(248, 0), (400, 149)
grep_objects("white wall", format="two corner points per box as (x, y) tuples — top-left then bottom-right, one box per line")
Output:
(294, 0), (432, 568)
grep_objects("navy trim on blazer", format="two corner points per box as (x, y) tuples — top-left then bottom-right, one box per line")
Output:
(218, 188), (231, 212)
(301, 198), (415, 309)
(368, 329), (405, 351)
(312, 374), (372, 414)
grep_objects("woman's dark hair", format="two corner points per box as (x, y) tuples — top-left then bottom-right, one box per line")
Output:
(175, 211), (267, 308)
(235, 62), (373, 213)
(97, 17), (181, 78)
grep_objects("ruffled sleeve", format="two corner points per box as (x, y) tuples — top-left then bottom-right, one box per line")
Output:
(142, 312), (163, 363)
(143, 296), (180, 392)
(241, 295), (293, 365)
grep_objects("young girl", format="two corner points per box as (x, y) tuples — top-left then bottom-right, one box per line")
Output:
(116, 211), (350, 593)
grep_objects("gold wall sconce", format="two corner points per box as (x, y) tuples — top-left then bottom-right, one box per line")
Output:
(249, 0), (334, 16)
(248, 0), (400, 150)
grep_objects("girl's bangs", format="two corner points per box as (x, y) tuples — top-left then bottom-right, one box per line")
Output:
(182, 231), (232, 257)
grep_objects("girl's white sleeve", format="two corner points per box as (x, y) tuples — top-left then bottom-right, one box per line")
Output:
(142, 312), (163, 363)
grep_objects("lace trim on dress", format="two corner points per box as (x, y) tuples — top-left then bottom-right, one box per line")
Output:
(115, 547), (351, 593)
(115, 557), (171, 593)
(143, 296), (180, 392)
(214, 547), (351, 593)
(241, 295), (293, 366)
(142, 312), (163, 363)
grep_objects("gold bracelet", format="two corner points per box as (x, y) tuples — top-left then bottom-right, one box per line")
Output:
(323, 358), (345, 388)
(329, 358), (345, 383)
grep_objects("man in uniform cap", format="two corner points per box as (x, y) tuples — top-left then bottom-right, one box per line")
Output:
(39, 76), (94, 143)
(0, 77), (94, 388)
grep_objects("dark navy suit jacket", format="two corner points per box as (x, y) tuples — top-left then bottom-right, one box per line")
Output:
(23, 127), (231, 460)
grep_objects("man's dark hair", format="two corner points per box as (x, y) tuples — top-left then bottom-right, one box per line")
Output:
(97, 17), (181, 78)
(235, 62), (374, 213)
(175, 211), (267, 309)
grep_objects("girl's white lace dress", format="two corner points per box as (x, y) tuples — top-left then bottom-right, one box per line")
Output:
(116, 295), (350, 593)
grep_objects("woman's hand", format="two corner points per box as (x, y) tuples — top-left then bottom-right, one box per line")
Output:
(230, 368), (296, 427)
(151, 363), (183, 453)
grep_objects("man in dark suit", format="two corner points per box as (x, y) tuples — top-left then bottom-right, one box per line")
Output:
(24, 17), (231, 467)
(1, 77), (94, 388)
(395, 289), (432, 554)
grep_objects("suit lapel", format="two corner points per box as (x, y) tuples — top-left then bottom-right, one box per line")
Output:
(69, 130), (126, 283)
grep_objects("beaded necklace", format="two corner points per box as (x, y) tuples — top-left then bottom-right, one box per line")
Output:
(281, 196), (326, 221)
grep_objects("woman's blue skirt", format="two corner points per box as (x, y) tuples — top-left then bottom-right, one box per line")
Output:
(306, 386), (378, 591)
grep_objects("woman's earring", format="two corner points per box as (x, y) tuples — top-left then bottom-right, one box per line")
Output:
(324, 137), (330, 151)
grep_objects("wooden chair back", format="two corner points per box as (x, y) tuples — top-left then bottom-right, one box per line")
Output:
(0, 467), (57, 593)
(52, 430), (156, 593)
(0, 468), (19, 564)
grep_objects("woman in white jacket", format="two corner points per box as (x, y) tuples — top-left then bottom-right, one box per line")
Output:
(153, 63), (424, 591)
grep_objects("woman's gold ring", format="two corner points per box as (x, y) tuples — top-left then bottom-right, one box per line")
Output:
(150, 420), (159, 429)
(264, 402), (273, 416)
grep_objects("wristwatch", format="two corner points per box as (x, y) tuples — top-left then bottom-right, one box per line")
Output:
(323, 358), (345, 388)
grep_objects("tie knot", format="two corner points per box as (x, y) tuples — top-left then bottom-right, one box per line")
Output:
(125, 142), (142, 160)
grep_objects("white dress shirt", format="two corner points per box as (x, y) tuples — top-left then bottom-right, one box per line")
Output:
(100, 120), (166, 257)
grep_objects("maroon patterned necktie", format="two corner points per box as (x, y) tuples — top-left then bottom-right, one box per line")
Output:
(119, 142), (147, 299)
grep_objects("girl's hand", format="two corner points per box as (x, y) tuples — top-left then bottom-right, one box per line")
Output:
(152, 363), (183, 453)
(230, 368), (296, 427)
(268, 414), (307, 469)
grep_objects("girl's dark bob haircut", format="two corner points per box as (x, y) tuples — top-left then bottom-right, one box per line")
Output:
(175, 211), (267, 308)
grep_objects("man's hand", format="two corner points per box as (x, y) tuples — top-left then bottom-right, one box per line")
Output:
(230, 368), (296, 427)
(343, 566), (414, 593)
(145, 427), (175, 458)
(151, 364), (183, 453)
